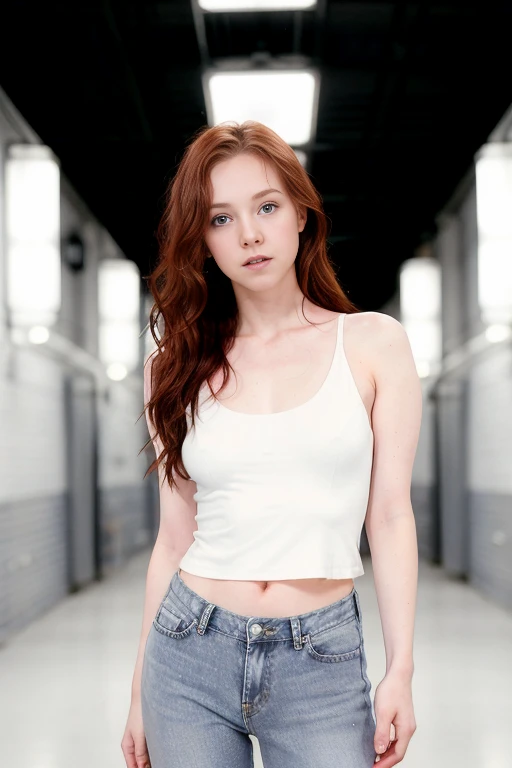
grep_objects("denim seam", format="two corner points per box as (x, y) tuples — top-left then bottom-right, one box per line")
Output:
(308, 613), (358, 638)
(304, 635), (362, 663)
(152, 617), (198, 639)
(244, 652), (273, 719)
(159, 603), (186, 625)
(169, 587), (203, 616)
(358, 645), (373, 712)
(355, 618), (374, 713)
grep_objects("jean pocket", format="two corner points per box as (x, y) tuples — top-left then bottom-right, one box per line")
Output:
(305, 614), (362, 663)
(153, 594), (198, 639)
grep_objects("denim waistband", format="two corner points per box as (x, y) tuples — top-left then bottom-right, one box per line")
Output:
(164, 569), (362, 648)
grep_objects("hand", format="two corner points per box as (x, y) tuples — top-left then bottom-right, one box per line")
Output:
(121, 696), (151, 768)
(372, 670), (416, 766)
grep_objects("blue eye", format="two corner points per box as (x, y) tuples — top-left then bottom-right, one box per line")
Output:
(210, 202), (278, 227)
(260, 202), (278, 215)
(211, 214), (231, 227)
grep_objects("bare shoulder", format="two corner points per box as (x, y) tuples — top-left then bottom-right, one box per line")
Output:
(344, 311), (412, 361)
(344, 309), (405, 337)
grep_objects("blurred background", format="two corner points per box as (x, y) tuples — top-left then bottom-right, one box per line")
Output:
(0, 1), (511, 766)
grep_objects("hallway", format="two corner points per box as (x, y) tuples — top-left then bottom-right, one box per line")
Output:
(2, 551), (510, 768)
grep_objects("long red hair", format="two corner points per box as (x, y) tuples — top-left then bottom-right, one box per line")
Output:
(142, 120), (360, 490)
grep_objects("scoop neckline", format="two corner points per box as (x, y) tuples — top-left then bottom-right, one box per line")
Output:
(212, 313), (344, 418)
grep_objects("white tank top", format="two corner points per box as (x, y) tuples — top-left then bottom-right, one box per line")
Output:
(179, 312), (374, 580)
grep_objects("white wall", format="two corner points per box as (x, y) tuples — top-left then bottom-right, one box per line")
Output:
(433, 146), (512, 608)
(0, 86), (152, 643)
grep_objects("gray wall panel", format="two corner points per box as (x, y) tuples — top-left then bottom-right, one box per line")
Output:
(100, 485), (151, 573)
(0, 494), (68, 644)
(468, 490), (512, 611)
(412, 483), (436, 561)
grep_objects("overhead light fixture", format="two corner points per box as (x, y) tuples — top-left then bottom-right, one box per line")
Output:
(198, 0), (317, 11)
(399, 253), (442, 378)
(5, 144), (61, 328)
(28, 325), (50, 345)
(204, 69), (318, 147)
(98, 259), (141, 376)
(475, 143), (512, 326)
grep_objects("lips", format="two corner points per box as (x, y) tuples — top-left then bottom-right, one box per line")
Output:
(242, 256), (271, 266)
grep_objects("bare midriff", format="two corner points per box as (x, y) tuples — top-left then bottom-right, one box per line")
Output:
(178, 307), (375, 619)
(178, 569), (357, 617)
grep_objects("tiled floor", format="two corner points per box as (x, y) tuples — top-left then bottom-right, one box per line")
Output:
(2, 551), (511, 767)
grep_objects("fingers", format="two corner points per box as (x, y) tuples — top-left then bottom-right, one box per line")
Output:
(134, 743), (151, 768)
(374, 718), (394, 757)
(373, 720), (416, 765)
(121, 735), (151, 768)
(373, 738), (398, 765)
(120, 736), (139, 768)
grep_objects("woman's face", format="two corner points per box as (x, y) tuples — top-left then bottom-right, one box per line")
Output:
(203, 153), (306, 290)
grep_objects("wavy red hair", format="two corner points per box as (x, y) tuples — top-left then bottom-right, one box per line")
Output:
(141, 120), (360, 490)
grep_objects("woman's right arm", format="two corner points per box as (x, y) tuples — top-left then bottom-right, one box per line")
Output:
(131, 352), (198, 698)
(122, 358), (197, 768)
(130, 541), (183, 698)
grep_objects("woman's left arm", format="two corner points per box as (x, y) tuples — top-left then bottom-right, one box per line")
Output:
(363, 312), (423, 766)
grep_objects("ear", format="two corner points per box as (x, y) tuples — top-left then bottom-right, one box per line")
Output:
(297, 205), (307, 233)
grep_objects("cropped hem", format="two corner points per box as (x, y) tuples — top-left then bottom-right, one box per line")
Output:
(178, 562), (365, 581)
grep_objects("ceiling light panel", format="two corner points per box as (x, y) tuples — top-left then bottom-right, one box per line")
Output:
(205, 70), (318, 146)
(198, 0), (317, 11)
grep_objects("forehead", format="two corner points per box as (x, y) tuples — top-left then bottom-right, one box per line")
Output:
(209, 153), (283, 195)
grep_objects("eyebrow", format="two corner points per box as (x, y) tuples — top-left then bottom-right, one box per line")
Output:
(210, 188), (283, 210)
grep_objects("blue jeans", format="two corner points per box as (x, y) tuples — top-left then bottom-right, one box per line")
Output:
(141, 569), (377, 767)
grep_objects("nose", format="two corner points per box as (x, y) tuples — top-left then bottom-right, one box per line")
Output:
(239, 217), (263, 248)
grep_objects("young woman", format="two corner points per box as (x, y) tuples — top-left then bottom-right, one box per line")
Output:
(121, 121), (421, 768)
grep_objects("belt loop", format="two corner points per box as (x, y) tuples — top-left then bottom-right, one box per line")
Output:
(289, 616), (303, 650)
(196, 602), (215, 635)
(353, 590), (361, 623)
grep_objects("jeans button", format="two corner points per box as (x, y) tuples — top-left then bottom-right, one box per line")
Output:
(251, 623), (263, 636)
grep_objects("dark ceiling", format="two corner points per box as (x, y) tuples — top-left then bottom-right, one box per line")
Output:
(1, 1), (511, 309)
